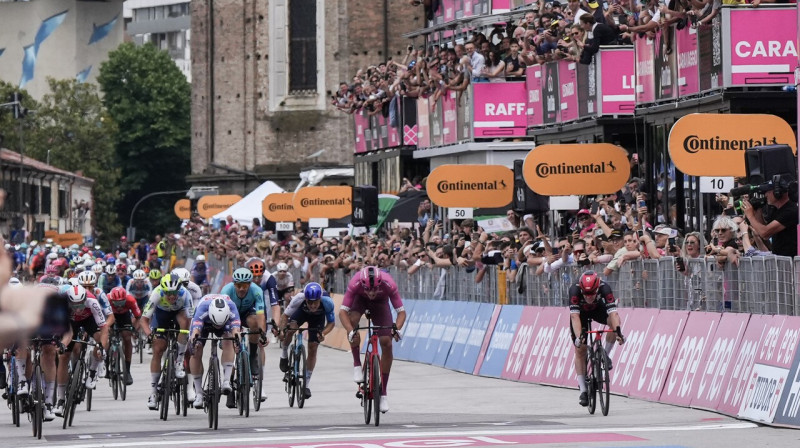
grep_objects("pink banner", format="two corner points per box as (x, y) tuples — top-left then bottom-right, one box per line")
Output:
(599, 49), (635, 115)
(676, 25), (699, 97)
(516, 308), (567, 385)
(728, 8), (797, 86)
(635, 37), (656, 104)
(388, 118), (400, 147)
(444, 0), (455, 22)
(558, 60), (578, 123)
(501, 307), (543, 381)
(442, 91), (458, 145)
(715, 314), (772, 415)
(417, 97), (430, 148)
(354, 110), (368, 154)
(525, 65), (543, 127)
(659, 312), (722, 406)
(689, 313), (751, 411)
(627, 310), (689, 401)
(491, 0), (511, 13)
(472, 305), (501, 375)
(609, 308), (659, 396)
(472, 82), (527, 137)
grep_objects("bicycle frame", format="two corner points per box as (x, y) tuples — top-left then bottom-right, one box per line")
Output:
(27, 337), (58, 439)
(196, 333), (239, 430)
(155, 328), (189, 421)
(283, 326), (310, 409)
(355, 312), (396, 427)
(584, 320), (614, 416)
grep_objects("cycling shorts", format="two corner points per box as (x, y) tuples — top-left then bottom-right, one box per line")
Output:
(288, 309), (326, 343)
(68, 318), (100, 351)
(569, 307), (610, 341)
(344, 299), (394, 337)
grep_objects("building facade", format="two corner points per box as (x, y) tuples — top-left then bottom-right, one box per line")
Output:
(188, 0), (422, 194)
(123, 0), (192, 81)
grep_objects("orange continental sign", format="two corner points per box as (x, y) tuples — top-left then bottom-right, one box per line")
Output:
(44, 230), (57, 238)
(426, 164), (513, 208)
(54, 233), (83, 247)
(668, 114), (797, 177)
(292, 186), (352, 220)
(174, 199), (191, 220)
(523, 144), (630, 195)
(262, 193), (297, 222)
(197, 195), (242, 218)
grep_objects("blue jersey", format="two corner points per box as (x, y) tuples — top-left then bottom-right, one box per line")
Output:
(259, 273), (280, 307)
(220, 282), (265, 315)
(190, 295), (242, 333)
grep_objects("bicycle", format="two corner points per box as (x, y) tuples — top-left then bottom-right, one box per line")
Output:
(195, 333), (240, 430)
(4, 349), (21, 427)
(583, 319), (614, 416)
(154, 328), (189, 421)
(283, 326), (310, 409)
(108, 324), (135, 401)
(234, 328), (264, 416)
(24, 337), (62, 439)
(353, 311), (398, 426)
(62, 330), (96, 429)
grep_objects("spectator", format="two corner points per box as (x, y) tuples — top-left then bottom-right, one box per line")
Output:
(741, 174), (798, 257)
(603, 230), (640, 276)
(579, 14), (618, 64)
(465, 42), (486, 80)
(504, 42), (526, 77)
(482, 50), (507, 82)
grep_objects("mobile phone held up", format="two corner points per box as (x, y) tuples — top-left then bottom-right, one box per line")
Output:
(590, 201), (599, 215)
(676, 257), (686, 272)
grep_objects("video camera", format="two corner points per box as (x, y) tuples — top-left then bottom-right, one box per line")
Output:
(729, 144), (798, 215)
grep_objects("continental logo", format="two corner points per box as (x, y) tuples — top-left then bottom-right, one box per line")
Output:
(436, 180), (508, 193)
(268, 203), (293, 212)
(299, 197), (350, 208)
(202, 203), (229, 211)
(535, 161), (617, 178)
(683, 135), (780, 154)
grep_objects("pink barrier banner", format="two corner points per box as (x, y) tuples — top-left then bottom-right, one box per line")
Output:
(388, 119), (400, 147)
(492, 0), (511, 13)
(502, 307), (543, 381)
(417, 97), (431, 148)
(525, 65), (544, 127)
(472, 82), (527, 137)
(598, 49), (635, 115)
(716, 314), (772, 415)
(676, 25), (699, 97)
(689, 313), (750, 411)
(727, 8), (797, 86)
(557, 60), (578, 123)
(444, 0), (455, 22)
(635, 37), (656, 104)
(628, 310), (688, 401)
(472, 305), (501, 375)
(610, 308), (659, 396)
(659, 312), (722, 406)
(354, 110), (368, 154)
(516, 308), (565, 385)
(737, 316), (800, 423)
(442, 91), (458, 146)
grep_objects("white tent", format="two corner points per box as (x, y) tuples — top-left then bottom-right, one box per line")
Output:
(212, 180), (284, 225)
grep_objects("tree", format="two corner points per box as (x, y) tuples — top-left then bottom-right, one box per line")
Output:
(24, 78), (122, 245)
(0, 81), (38, 154)
(97, 42), (191, 240)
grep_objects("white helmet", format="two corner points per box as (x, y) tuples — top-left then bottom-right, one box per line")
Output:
(132, 269), (147, 280)
(196, 255), (206, 262)
(127, 264), (137, 275)
(208, 297), (231, 327)
(276, 262), (289, 272)
(118, 252), (127, 260)
(91, 264), (104, 274)
(171, 268), (191, 284)
(8, 277), (22, 288)
(105, 264), (116, 275)
(67, 284), (87, 303)
(97, 259), (107, 268)
(68, 277), (81, 286)
(58, 277), (70, 286)
(77, 270), (97, 287)
(47, 252), (58, 260)
(81, 253), (92, 262)
(83, 259), (95, 269)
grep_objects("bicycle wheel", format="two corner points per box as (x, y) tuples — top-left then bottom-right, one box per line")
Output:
(181, 375), (188, 417)
(67, 361), (84, 427)
(138, 332), (144, 364)
(252, 354), (263, 412)
(173, 375), (182, 416)
(297, 345), (307, 409)
(119, 353), (127, 401)
(160, 350), (173, 421)
(362, 360), (371, 425)
(210, 361), (219, 430)
(597, 348), (611, 416)
(372, 355), (381, 426)
(240, 353), (250, 417)
(586, 349), (597, 415)
(287, 351), (296, 408)
(32, 364), (43, 439)
(9, 361), (19, 427)
(110, 350), (119, 401)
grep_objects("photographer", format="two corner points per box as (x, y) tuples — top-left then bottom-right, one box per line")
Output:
(740, 175), (798, 257)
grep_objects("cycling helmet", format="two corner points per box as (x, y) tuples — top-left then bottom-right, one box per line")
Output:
(359, 266), (383, 291)
(45, 264), (60, 275)
(67, 284), (87, 303)
(132, 269), (147, 280)
(276, 262), (289, 272)
(196, 255), (206, 262)
(68, 277), (81, 286)
(109, 286), (128, 303)
(78, 270), (97, 287)
(208, 297), (232, 327)
(171, 268), (191, 284)
(579, 270), (601, 296)
(96, 258), (106, 268)
(115, 263), (127, 272)
(58, 277), (70, 286)
(47, 252), (58, 260)
(105, 264), (116, 275)
(232, 268), (253, 284)
(127, 264), (137, 275)
(246, 258), (266, 277)
(149, 269), (163, 281)
(107, 256), (116, 265)
(303, 282), (323, 301)
(91, 264), (104, 274)
(160, 274), (181, 293)
(8, 277), (22, 288)
(118, 252), (128, 260)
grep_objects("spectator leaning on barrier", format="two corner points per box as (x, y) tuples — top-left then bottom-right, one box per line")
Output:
(707, 216), (740, 267)
(579, 14), (618, 64)
(603, 230), (640, 276)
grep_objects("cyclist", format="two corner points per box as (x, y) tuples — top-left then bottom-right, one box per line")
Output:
(38, 263), (61, 285)
(140, 274), (191, 410)
(279, 282), (335, 400)
(100, 264), (117, 294)
(339, 266), (406, 413)
(188, 295), (241, 409)
(148, 269), (162, 289)
(126, 269), (153, 311)
(191, 255), (209, 294)
(107, 287), (142, 385)
(247, 257), (281, 342)
(274, 263), (295, 307)
(569, 270), (625, 407)
(220, 268), (268, 404)
(171, 267), (203, 311)
(77, 270), (114, 388)
(55, 284), (107, 418)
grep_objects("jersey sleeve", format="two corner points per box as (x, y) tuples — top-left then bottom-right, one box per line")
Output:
(283, 293), (305, 317)
(385, 278), (404, 312)
(341, 275), (360, 312)
(128, 294), (142, 318)
(125, 278), (134, 292)
(95, 291), (113, 317)
(226, 298), (242, 329)
(220, 283), (235, 301)
(190, 300), (209, 333)
(142, 289), (160, 319)
(263, 275), (279, 307)
(87, 298), (107, 328)
(322, 296), (336, 324)
(568, 284), (582, 314)
(252, 285), (265, 314)
(600, 283), (617, 313)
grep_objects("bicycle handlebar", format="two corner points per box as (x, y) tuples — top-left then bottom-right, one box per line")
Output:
(156, 328), (190, 334)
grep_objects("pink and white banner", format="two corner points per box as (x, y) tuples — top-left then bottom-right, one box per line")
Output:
(676, 25), (700, 97)
(525, 65), (544, 128)
(558, 60), (579, 123)
(353, 109), (368, 154)
(727, 7), (797, 86)
(472, 82), (527, 137)
(444, 0), (455, 22)
(416, 97), (431, 148)
(627, 310), (689, 401)
(502, 307), (544, 381)
(517, 308), (570, 385)
(716, 314), (772, 415)
(635, 36), (656, 104)
(599, 48), (635, 115)
(609, 308), (659, 396)
(442, 91), (458, 146)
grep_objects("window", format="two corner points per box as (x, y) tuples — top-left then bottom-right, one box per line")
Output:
(288, 0), (317, 93)
(41, 185), (51, 216)
(58, 189), (68, 218)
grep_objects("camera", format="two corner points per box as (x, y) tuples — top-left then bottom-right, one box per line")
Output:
(481, 251), (504, 265)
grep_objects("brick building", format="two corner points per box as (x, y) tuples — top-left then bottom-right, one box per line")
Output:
(188, 0), (422, 194)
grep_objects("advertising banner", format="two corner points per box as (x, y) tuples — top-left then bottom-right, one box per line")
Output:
(419, 301), (454, 365)
(577, 58), (596, 118)
(774, 319), (800, 427)
(522, 144), (631, 196)
(409, 300), (443, 364)
(54, 233), (83, 247)
(558, 60), (579, 123)
(388, 116), (400, 147)
(442, 90), (458, 146)
(262, 192), (297, 222)
(292, 186), (351, 220)
(668, 113), (797, 177)
(472, 305), (502, 375)
(491, 0), (510, 13)
(354, 109), (368, 153)
(454, 302), (496, 373)
(525, 65), (544, 128)
(654, 28), (677, 101)
(726, 7), (797, 86)
(429, 96), (444, 147)
(627, 311), (689, 401)
(472, 82), (527, 137)
(716, 314), (772, 415)
(444, 302), (482, 370)
(478, 305), (524, 378)
(457, 87), (473, 141)
(427, 164), (514, 208)
(174, 199), (190, 220)
(197, 195), (242, 218)
(376, 113), (387, 150)
(444, 0), (455, 22)
(635, 36), (656, 104)
(542, 61), (560, 124)
(417, 97), (431, 148)
(659, 312), (722, 406)
(501, 307), (544, 381)
(369, 114), (379, 151)
(676, 25), (700, 97)
(433, 300), (469, 367)
(402, 97), (419, 145)
(517, 307), (570, 385)
(598, 48), (635, 115)
(394, 300), (423, 360)
(698, 18), (722, 91)
(455, 0), (464, 19)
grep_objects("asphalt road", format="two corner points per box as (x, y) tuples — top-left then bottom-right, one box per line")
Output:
(3, 343), (798, 448)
